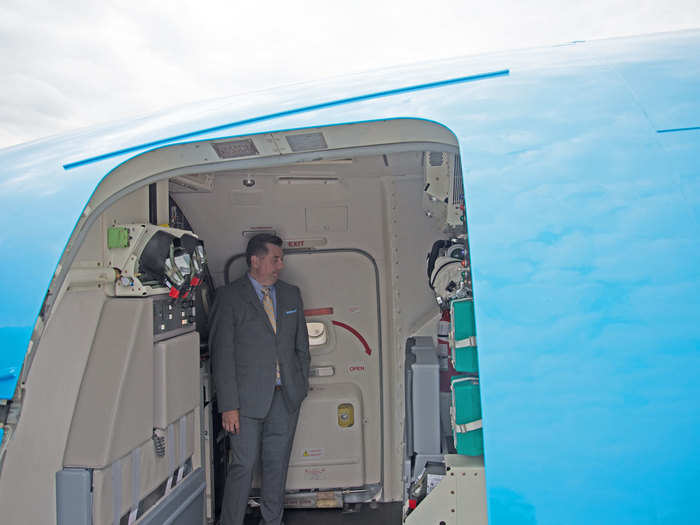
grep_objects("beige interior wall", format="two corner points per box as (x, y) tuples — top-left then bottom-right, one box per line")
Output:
(64, 297), (154, 468)
(173, 155), (444, 501)
(0, 289), (108, 524)
(73, 187), (150, 270)
(383, 174), (449, 498)
(174, 167), (389, 287)
(391, 176), (446, 334)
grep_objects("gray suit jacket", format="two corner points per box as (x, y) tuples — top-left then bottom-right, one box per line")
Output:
(210, 275), (310, 418)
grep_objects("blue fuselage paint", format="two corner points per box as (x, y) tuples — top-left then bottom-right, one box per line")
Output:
(657, 126), (700, 133)
(63, 70), (509, 170)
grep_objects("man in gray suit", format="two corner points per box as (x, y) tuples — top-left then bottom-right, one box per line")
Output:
(210, 234), (310, 525)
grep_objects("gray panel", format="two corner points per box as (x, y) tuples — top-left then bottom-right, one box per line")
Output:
(405, 340), (416, 456)
(409, 337), (440, 455)
(56, 468), (92, 525)
(154, 332), (200, 429)
(64, 298), (154, 468)
(139, 468), (205, 525)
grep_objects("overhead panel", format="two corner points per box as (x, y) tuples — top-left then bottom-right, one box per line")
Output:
(169, 173), (215, 193)
(211, 139), (259, 159)
(286, 132), (328, 152)
(305, 206), (348, 233)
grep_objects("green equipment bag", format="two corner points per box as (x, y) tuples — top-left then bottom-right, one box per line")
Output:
(450, 375), (484, 456)
(449, 298), (478, 373)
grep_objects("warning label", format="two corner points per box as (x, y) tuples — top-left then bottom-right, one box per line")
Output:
(301, 448), (324, 459)
(304, 467), (328, 481)
(347, 363), (366, 374)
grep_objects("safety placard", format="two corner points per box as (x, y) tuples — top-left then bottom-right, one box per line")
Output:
(301, 448), (324, 459)
(304, 467), (328, 481)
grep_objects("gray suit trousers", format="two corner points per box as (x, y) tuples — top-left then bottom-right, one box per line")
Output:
(221, 389), (299, 525)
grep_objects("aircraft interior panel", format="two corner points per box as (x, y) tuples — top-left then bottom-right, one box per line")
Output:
(90, 410), (197, 525)
(286, 382), (365, 489)
(174, 172), (389, 289)
(50, 187), (203, 524)
(71, 186), (153, 270)
(154, 331), (200, 430)
(175, 169), (389, 494)
(0, 289), (108, 524)
(281, 251), (382, 490)
(64, 297), (154, 468)
(388, 175), (453, 335)
(169, 145), (465, 509)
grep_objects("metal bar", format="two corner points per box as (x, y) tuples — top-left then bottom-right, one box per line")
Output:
(149, 183), (158, 225)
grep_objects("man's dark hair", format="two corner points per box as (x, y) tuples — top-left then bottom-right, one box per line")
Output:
(246, 233), (283, 267)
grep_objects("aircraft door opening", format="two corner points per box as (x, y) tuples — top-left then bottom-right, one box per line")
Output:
(227, 249), (383, 499)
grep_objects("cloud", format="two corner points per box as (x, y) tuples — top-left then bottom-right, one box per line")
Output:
(1, 0), (699, 148)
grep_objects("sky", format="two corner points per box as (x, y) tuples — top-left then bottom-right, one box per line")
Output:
(1, 0), (699, 149)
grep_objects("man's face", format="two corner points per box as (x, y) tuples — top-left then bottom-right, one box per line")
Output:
(251, 243), (284, 286)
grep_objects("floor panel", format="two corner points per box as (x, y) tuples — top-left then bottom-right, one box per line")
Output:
(242, 503), (402, 524)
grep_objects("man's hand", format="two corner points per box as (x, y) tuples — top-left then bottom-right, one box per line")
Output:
(222, 409), (240, 434)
